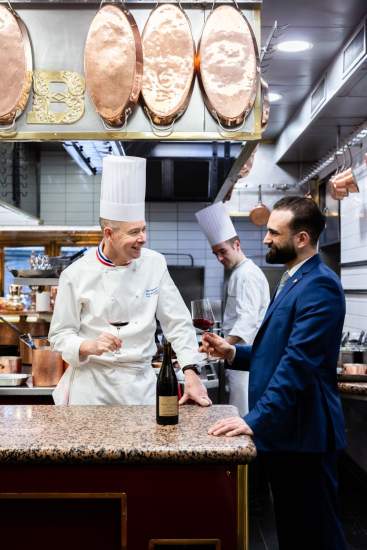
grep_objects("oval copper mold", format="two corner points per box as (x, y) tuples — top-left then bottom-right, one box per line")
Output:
(197, 5), (259, 129)
(84, 4), (143, 128)
(141, 4), (195, 129)
(0, 4), (32, 127)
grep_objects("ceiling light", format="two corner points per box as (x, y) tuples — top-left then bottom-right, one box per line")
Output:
(276, 40), (313, 53)
(269, 92), (282, 103)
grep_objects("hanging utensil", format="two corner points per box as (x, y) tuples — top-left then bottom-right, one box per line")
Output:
(249, 185), (270, 226)
(141, 2), (196, 136)
(197, 0), (260, 133)
(84, 1), (143, 129)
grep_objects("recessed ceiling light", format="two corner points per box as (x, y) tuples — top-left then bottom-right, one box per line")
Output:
(276, 40), (313, 53)
(269, 92), (282, 103)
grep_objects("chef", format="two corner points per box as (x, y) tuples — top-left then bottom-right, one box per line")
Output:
(50, 155), (211, 407)
(196, 201), (269, 415)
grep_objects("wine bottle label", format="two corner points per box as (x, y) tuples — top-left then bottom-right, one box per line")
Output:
(159, 396), (178, 417)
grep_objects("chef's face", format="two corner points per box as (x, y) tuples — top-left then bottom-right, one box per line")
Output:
(104, 221), (147, 263)
(263, 209), (299, 265)
(212, 239), (241, 270)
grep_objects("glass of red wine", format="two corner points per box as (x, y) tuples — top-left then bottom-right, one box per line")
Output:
(191, 298), (216, 362)
(108, 300), (130, 357)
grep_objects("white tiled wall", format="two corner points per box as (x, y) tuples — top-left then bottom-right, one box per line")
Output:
(39, 151), (269, 300)
(340, 159), (367, 332)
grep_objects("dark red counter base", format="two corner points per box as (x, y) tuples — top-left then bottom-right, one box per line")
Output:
(0, 462), (240, 550)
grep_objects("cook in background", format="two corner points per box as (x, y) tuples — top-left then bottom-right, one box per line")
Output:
(196, 202), (270, 415)
(50, 155), (211, 407)
(202, 197), (347, 550)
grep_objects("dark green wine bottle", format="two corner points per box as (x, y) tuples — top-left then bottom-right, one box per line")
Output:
(156, 341), (178, 425)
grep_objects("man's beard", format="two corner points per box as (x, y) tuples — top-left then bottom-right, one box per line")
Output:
(266, 242), (297, 264)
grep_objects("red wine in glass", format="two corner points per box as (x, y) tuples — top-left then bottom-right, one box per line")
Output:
(109, 321), (129, 328)
(193, 318), (214, 331)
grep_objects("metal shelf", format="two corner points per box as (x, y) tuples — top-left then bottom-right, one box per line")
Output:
(13, 277), (59, 286)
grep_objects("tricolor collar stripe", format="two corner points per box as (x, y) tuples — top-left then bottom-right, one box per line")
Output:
(96, 243), (115, 267)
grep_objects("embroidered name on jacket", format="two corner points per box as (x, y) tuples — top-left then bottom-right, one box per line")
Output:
(145, 287), (159, 298)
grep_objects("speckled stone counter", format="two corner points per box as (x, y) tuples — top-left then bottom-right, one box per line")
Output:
(0, 404), (256, 465)
(338, 382), (367, 397)
(0, 404), (253, 550)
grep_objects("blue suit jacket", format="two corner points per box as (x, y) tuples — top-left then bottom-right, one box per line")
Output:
(231, 254), (346, 453)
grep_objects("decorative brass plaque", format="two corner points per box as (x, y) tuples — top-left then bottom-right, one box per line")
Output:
(27, 70), (85, 124)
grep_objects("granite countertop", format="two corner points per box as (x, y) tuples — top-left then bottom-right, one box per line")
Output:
(338, 382), (367, 396)
(0, 404), (256, 465)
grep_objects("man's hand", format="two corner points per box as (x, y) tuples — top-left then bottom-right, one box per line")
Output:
(201, 332), (236, 362)
(208, 416), (253, 437)
(79, 332), (121, 360)
(179, 370), (212, 407)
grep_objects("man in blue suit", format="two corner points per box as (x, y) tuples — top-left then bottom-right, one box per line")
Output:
(203, 197), (346, 550)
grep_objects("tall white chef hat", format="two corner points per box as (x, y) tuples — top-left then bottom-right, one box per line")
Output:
(100, 155), (146, 221)
(195, 202), (237, 247)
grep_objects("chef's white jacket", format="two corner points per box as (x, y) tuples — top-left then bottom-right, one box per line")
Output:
(49, 248), (199, 405)
(223, 258), (270, 416)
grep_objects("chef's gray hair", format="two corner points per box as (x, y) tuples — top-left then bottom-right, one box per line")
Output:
(99, 217), (124, 232)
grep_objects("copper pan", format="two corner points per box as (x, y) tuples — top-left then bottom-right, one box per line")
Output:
(84, 3), (143, 129)
(0, 356), (21, 374)
(197, 4), (259, 132)
(20, 336), (49, 365)
(0, 2), (32, 134)
(249, 185), (270, 226)
(32, 347), (64, 387)
(141, 4), (195, 135)
(238, 145), (258, 179)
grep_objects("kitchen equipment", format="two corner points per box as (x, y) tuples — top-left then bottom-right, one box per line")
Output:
(0, 373), (28, 386)
(141, 3), (195, 135)
(343, 363), (367, 375)
(20, 336), (48, 365)
(197, 3), (259, 132)
(0, 315), (23, 345)
(32, 347), (64, 387)
(0, 2), (32, 134)
(249, 185), (270, 226)
(84, 3), (143, 128)
(261, 78), (270, 131)
(35, 288), (51, 312)
(0, 356), (22, 374)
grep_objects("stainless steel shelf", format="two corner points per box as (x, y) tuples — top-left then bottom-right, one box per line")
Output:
(13, 278), (59, 286)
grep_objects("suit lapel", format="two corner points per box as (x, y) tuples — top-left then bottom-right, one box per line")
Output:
(256, 254), (321, 335)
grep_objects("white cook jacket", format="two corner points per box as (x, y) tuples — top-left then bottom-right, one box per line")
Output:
(49, 248), (199, 405)
(223, 258), (270, 416)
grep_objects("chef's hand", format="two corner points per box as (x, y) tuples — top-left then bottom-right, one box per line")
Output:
(79, 332), (122, 359)
(208, 416), (253, 437)
(201, 332), (236, 362)
(179, 370), (212, 407)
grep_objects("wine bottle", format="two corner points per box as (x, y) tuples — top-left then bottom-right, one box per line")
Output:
(156, 340), (178, 425)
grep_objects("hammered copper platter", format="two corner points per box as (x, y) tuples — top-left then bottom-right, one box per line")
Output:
(197, 5), (259, 129)
(0, 4), (32, 127)
(84, 4), (143, 127)
(141, 4), (195, 129)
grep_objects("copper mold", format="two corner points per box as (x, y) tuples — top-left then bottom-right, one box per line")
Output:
(141, 4), (195, 134)
(0, 4), (32, 131)
(84, 4), (143, 128)
(197, 5), (259, 131)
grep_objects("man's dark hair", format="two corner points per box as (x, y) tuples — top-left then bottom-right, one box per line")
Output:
(225, 235), (240, 246)
(272, 196), (325, 246)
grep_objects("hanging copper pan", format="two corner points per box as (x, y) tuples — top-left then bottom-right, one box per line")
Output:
(249, 185), (270, 226)
(238, 145), (258, 179)
(0, 2), (32, 134)
(260, 78), (270, 131)
(84, 2), (143, 128)
(197, 4), (259, 132)
(141, 3), (195, 135)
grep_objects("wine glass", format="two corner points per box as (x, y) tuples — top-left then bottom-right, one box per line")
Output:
(191, 299), (216, 363)
(191, 299), (215, 332)
(108, 299), (130, 357)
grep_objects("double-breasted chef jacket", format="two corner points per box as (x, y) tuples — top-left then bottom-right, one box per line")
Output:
(223, 258), (270, 416)
(49, 247), (199, 405)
